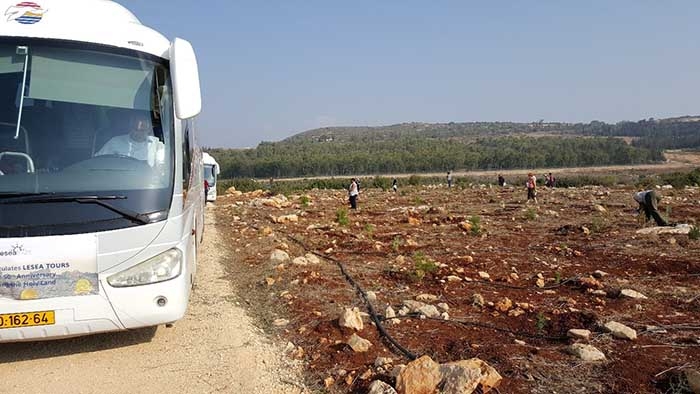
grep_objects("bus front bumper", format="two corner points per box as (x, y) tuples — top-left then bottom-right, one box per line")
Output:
(0, 272), (189, 343)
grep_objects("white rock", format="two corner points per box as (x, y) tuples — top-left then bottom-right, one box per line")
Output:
(347, 333), (372, 352)
(416, 293), (438, 302)
(304, 253), (321, 264)
(367, 380), (397, 394)
(478, 271), (490, 280)
(438, 363), (481, 393)
(366, 291), (377, 302)
(385, 306), (396, 319)
(592, 270), (609, 278)
(568, 343), (606, 361)
(418, 305), (441, 319)
(374, 357), (394, 367)
(603, 321), (637, 340)
(437, 302), (450, 312)
(567, 329), (591, 340)
(441, 312), (450, 320)
(272, 318), (289, 327)
(514, 339), (526, 345)
(403, 300), (426, 312)
(292, 256), (309, 266)
(269, 249), (290, 263)
(620, 289), (648, 299)
(338, 308), (364, 331)
(446, 275), (462, 282)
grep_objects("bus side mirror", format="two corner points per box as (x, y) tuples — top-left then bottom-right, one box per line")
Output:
(170, 38), (202, 119)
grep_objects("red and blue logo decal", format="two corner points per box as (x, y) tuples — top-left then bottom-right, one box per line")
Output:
(5, 2), (47, 24)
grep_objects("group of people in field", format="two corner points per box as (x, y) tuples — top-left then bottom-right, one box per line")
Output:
(345, 171), (671, 227)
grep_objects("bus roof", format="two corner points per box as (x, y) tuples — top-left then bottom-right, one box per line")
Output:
(202, 152), (219, 167)
(0, 0), (171, 58)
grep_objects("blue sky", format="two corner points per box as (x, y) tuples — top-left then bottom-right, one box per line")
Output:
(120, 1), (700, 148)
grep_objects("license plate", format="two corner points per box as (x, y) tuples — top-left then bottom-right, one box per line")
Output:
(0, 311), (55, 329)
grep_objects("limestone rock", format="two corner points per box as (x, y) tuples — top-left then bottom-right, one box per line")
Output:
(272, 318), (289, 327)
(416, 293), (438, 302)
(375, 357), (394, 367)
(385, 306), (396, 319)
(368, 380), (398, 394)
(418, 305), (441, 319)
(593, 204), (607, 213)
(495, 297), (513, 312)
(438, 363), (481, 394)
(437, 303), (450, 312)
(568, 343), (606, 361)
(339, 307), (364, 331)
(458, 221), (473, 232)
(366, 291), (377, 302)
(347, 333), (372, 352)
(620, 289), (648, 299)
(478, 271), (490, 280)
(396, 355), (441, 394)
(472, 293), (485, 307)
(603, 321), (637, 340)
(442, 358), (503, 393)
(636, 224), (692, 235)
(272, 214), (298, 223)
(269, 249), (290, 264)
(403, 300), (427, 313)
(567, 329), (591, 340)
(292, 256), (309, 266)
(304, 253), (321, 264)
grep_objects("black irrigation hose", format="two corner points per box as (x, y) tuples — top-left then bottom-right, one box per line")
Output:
(285, 234), (419, 361)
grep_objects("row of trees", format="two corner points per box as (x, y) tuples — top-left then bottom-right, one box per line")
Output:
(209, 136), (662, 179)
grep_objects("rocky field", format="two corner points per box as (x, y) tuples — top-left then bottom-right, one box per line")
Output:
(212, 182), (700, 394)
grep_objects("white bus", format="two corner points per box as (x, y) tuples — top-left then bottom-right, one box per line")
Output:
(202, 152), (220, 202)
(0, 0), (204, 341)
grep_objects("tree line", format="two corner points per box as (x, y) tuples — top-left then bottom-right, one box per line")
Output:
(209, 135), (662, 179)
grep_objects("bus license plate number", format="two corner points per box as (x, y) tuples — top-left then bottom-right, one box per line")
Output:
(0, 311), (55, 329)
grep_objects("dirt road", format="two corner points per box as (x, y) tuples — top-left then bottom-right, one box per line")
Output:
(0, 209), (303, 394)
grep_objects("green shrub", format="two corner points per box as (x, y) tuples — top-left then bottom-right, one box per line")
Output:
(407, 174), (421, 186)
(392, 236), (403, 252)
(336, 208), (349, 226)
(468, 215), (482, 235)
(371, 176), (391, 191)
(525, 208), (537, 221)
(689, 226), (700, 241)
(413, 251), (438, 281)
(535, 312), (548, 333)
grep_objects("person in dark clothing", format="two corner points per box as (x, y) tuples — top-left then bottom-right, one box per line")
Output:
(498, 174), (505, 187)
(633, 189), (668, 226)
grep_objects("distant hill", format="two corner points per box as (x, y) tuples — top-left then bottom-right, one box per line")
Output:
(283, 121), (575, 144)
(209, 117), (700, 179)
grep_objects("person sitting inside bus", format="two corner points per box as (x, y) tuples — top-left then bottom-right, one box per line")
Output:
(95, 111), (164, 166)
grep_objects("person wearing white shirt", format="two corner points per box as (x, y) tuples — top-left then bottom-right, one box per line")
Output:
(633, 190), (669, 226)
(95, 112), (164, 167)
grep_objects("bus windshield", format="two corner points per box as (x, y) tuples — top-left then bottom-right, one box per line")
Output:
(203, 164), (216, 186)
(0, 39), (174, 237)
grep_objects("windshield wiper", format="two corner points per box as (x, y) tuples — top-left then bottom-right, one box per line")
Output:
(0, 194), (153, 225)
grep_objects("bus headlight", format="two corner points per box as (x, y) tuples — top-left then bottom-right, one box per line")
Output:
(107, 249), (182, 287)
